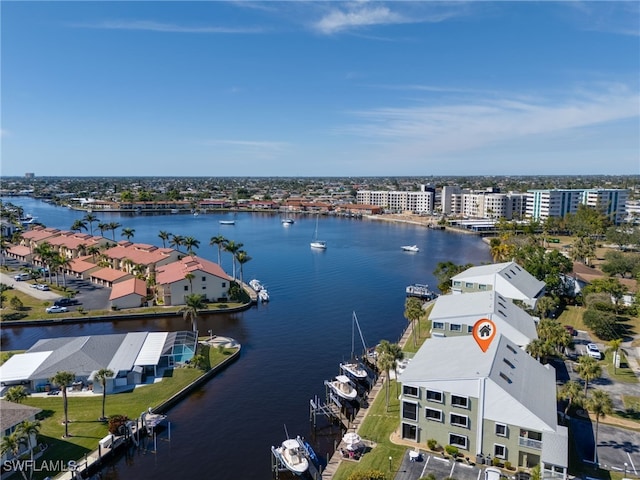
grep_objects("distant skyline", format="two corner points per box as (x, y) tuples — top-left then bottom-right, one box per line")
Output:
(2, 1), (639, 177)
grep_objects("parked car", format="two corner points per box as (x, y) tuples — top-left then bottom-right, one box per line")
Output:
(14, 273), (31, 281)
(485, 467), (502, 480)
(46, 305), (68, 314)
(53, 298), (79, 307)
(36, 284), (50, 291)
(586, 343), (601, 360)
(563, 325), (576, 336)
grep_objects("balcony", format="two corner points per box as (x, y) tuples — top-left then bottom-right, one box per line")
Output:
(519, 436), (542, 450)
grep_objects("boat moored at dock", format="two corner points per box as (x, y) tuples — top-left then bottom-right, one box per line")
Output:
(271, 436), (310, 476)
(326, 375), (358, 401)
(406, 283), (438, 300)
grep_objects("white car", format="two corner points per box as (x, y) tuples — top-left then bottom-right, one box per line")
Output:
(46, 305), (68, 314)
(586, 343), (601, 360)
(485, 467), (501, 480)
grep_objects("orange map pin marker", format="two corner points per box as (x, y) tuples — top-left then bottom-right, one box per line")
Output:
(472, 318), (497, 352)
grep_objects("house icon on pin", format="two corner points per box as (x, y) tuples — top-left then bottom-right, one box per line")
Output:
(479, 325), (492, 338)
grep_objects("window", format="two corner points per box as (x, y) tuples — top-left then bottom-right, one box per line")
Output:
(499, 372), (512, 384)
(506, 344), (518, 354)
(202, 286), (207, 290)
(450, 324), (462, 332)
(494, 444), (506, 459)
(450, 413), (469, 428)
(202, 276), (206, 281)
(184, 285), (189, 291)
(453, 281), (461, 287)
(426, 390), (443, 403)
(433, 322), (444, 330)
(478, 284), (487, 291)
(451, 395), (468, 408)
(467, 325), (473, 333)
(403, 385), (419, 397)
(222, 282), (226, 287)
(498, 309), (506, 317)
(465, 282), (473, 288)
(503, 358), (515, 369)
(495, 423), (507, 437)
(402, 401), (418, 421)
(449, 433), (467, 449)
(402, 423), (417, 441)
(425, 408), (443, 422)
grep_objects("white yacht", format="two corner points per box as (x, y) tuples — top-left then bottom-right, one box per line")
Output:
(401, 245), (419, 252)
(271, 437), (309, 475)
(326, 375), (358, 401)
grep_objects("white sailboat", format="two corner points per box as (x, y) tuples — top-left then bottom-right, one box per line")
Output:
(310, 214), (326, 249)
(340, 311), (369, 380)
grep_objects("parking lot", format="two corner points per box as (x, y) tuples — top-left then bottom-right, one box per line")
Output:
(393, 449), (504, 480)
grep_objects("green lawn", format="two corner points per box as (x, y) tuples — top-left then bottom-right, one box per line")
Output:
(13, 345), (238, 480)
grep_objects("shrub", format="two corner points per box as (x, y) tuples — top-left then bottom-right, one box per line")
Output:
(583, 308), (619, 340)
(427, 438), (438, 450)
(419, 475), (436, 480)
(445, 445), (459, 457)
(347, 469), (387, 480)
(492, 457), (501, 466)
(504, 461), (513, 470)
(108, 415), (129, 435)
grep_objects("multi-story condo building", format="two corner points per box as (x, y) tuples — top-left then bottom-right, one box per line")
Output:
(443, 188), (528, 220)
(356, 186), (434, 214)
(526, 188), (628, 225)
(398, 334), (568, 479)
(441, 186), (462, 215)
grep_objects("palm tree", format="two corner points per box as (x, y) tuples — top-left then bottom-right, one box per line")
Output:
(526, 338), (553, 363)
(17, 419), (41, 471)
(50, 371), (75, 438)
(576, 355), (602, 397)
(94, 368), (114, 421)
(121, 227), (135, 241)
(158, 230), (171, 248)
(235, 250), (252, 285)
(170, 234), (184, 252)
(4, 385), (29, 404)
(586, 389), (613, 464)
(0, 431), (29, 480)
(87, 244), (100, 261)
(209, 235), (227, 265)
(184, 272), (195, 293)
(557, 380), (585, 418)
(404, 297), (423, 348)
(224, 240), (243, 280)
(97, 222), (109, 237)
(608, 338), (623, 374)
(376, 340), (404, 411)
(184, 236), (200, 256)
(52, 254), (72, 288)
(70, 219), (87, 233)
(180, 294), (207, 333)
(108, 222), (121, 241)
(83, 213), (99, 236)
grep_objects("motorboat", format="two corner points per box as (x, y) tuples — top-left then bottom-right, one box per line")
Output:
(406, 283), (438, 300)
(340, 362), (368, 380)
(401, 245), (419, 252)
(326, 375), (358, 401)
(249, 279), (263, 292)
(258, 289), (270, 303)
(271, 437), (309, 475)
(282, 218), (295, 225)
(219, 220), (235, 225)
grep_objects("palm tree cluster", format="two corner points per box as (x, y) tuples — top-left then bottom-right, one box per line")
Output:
(375, 340), (404, 411)
(32, 242), (71, 288)
(0, 419), (41, 480)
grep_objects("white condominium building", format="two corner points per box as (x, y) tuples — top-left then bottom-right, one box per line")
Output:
(356, 187), (434, 214)
(527, 188), (628, 224)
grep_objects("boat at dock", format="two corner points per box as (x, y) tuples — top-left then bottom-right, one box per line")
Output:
(271, 436), (310, 476)
(406, 283), (438, 300)
(340, 312), (370, 381)
(258, 289), (270, 303)
(401, 244), (419, 252)
(249, 279), (263, 292)
(326, 375), (358, 401)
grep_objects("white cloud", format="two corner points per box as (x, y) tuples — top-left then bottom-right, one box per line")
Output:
(314, 5), (406, 34)
(338, 84), (640, 158)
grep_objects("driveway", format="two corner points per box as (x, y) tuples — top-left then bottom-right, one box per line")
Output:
(394, 449), (484, 480)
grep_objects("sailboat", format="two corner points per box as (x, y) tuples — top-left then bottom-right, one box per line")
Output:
(310, 214), (326, 249)
(340, 311), (369, 380)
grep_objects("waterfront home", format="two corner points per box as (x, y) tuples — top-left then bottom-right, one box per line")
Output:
(109, 277), (148, 310)
(450, 261), (545, 309)
(0, 331), (198, 394)
(0, 400), (42, 464)
(398, 334), (567, 480)
(155, 255), (231, 306)
(102, 241), (179, 277)
(429, 291), (538, 347)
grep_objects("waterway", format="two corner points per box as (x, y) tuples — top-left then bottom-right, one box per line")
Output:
(2, 197), (492, 479)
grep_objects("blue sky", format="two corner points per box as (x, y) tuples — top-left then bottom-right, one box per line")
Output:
(2, 1), (639, 177)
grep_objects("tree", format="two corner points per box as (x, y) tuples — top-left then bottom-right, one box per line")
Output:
(0, 431), (29, 480)
(50, 371), (76, 438)
(376, 340), (403, 411)
(4, 385), (29, 404)
(94, 368), (114, 421)
(97, 222), (109, 237)
(608, 338), (623, 374)
(108, 222), (122, 241)
(224, 240), (243, 280)
(433, 261), (473, 294)
(170, 234), (184, 252)
(83, 213), (99, 236)
(121, 227), (135, 241)
(526, 338), (553, 363)
(70, 219), (87, 233)
(235, 250), (252, 285)
(17, 419), (41, 474)
(184, 272), (195, 293)
(404, 297), (423, 348)
(576, 355), (602, 397)
(184, 236), (200, 255)
(557, 380), (585, 417)
(586, 389), (613, 464)
(158, 230), (171, 248)
(209, 235), (227, 265)
(180, 293), (207, 333)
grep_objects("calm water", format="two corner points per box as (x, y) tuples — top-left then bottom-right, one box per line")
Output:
(2, 197), (492, 479)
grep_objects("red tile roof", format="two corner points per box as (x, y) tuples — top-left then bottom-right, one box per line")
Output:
(156, 255), (230, 285)
(90, 268), (132, 282)
(109, 278), (147, 300)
